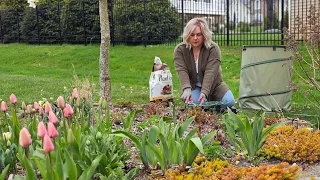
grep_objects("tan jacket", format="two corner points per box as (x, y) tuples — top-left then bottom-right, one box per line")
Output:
(174, 42), (229, 101)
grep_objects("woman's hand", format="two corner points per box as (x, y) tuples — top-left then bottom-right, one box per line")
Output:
(198, 93), (207, 104)
(181, 88), (192, 103)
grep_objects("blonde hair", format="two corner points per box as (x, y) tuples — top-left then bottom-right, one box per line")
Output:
(183, 17), (213, 49)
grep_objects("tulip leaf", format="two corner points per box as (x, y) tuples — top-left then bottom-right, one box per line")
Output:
(78, 154), (103, 180)
(158, 133), (169, 167)
(53, 150), (63, 180)
(13, 176), (25, 180)
(146, 141), (166, 171)
(224, 109), (284, 158)
(148, 126), (159, 144)
(33, 157), (48, 180)
(24, 155), (37, 180)
(111, 131), (141, 150)
(182, 128), (197, 152)
(0, 164), (10, 180)
(63, 149), (77, 180)
(178, 116), (195, 137)
(123, 167), (140, 180)
(141, 131), (150, 169)
(163, 116), (174, 122)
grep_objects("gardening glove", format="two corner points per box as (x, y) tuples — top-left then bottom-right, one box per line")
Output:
(181, 88), (192, 103)
(198, 93), (207, 104)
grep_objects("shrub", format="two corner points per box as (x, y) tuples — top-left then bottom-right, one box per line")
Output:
(113, 0), (181, 45)
(20, 4), (60, 44)
(237, 22), (251, 32)
(284, 5), (320, 116)
(263, 12), (279, 30)
(0, 8), (22, 43)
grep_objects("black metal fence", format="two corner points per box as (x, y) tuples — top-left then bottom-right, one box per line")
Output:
(0, 0), (311, 46)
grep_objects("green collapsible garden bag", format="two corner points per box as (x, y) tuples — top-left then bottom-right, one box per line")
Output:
(239, 45), (293, 111)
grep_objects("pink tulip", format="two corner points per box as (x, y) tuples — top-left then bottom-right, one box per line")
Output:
(72, 88), (79, 99)
(47, 122), (58, 138)
(26, 104), (33, 114)
(57, 96), (65, 109)
(10, 94), (17, 104)
(63, 104), (74, 118)
(34, 102), (41, 110)
(37, 122), (47, 138)
(45, 102), (52, 114)
(19, 128), (32, 147)
(43, 134), (54, 153)
(49, 111), (59, 124)
(1, 101), (8, 112)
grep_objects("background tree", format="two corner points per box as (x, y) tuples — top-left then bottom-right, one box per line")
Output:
(99, 0), (111, 105)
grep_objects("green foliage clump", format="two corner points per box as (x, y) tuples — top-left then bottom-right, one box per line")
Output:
(113, 115), (216, 173)
(223, 109), (284, 158)
(204, 140), (232, 160)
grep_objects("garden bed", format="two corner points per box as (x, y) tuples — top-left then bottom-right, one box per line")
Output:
(2, 99), (320, 179)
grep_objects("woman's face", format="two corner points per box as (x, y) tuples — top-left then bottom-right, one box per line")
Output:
(189, 26), (204, 48)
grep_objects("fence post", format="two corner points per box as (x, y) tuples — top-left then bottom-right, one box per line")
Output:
(181, 0), (184, 36)
(281, 0), (284, 45)
(36, 6), (40, 45)
(16, 9), (20, 43)
(143, 0), (147, 47)
(58, 2), (62, 45)
(82, 0), (86, 46)
(109, 0), (115, 46)
(0, 11), (3, 44)
(226, 0), (229, 46)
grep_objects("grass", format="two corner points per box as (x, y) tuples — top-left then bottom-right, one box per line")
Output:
(0, 43), (318, 118)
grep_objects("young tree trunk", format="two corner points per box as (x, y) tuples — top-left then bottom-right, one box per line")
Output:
(99, 0), (111, 105)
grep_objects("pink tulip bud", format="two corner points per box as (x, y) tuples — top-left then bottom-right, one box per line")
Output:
(45, 102), (52, 114)
(72, 88), (79, 99)
(21, 101), (27, 110)
(1, 101), (8, 112)
(49, 111), (59, 124)
(57, 96), (65, 109)
(34, 102), (40, 110)
(38, 107), (44, 116)
(43, 134), (54, 153)
(63, 104), (74, 118)
(10, 94), (17, 104)
(47, 122), (58, 138)
(19, 128), (32, 147)
(37, 122), (47, 138)
(26, 105), (33, 114)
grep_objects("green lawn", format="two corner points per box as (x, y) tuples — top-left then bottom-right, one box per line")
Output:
(0, 43), (318, 118)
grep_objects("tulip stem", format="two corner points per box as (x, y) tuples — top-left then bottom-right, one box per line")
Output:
(70, 144), (73, 157)
(49, 153), (54, 180)
(24, 147), (30, 158)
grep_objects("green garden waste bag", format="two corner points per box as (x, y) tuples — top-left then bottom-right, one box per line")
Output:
(239, 46), (293, 111)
